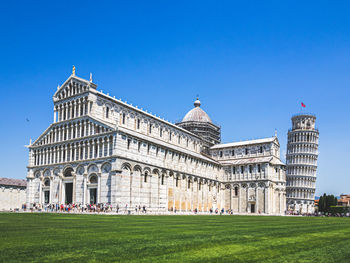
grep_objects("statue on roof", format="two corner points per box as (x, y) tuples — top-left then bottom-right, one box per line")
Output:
(72, 65), (76, 76)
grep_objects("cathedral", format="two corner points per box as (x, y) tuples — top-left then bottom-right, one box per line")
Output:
(26, 69), (286, 215)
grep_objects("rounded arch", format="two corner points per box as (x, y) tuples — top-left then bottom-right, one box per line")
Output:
(63, 167), (74, 177)
(258, 182), (266, 188)
(53, 168), (60, 177)
(43, 169), (51, 177)
(76, 165), (85, 175)
(89, 173), (98, 184)
(133, 165), (142, 173)
(152, 168), (160, 176)
(121, 162), (132, 171)
(87, 164), (98, 174)
(43, 178), (50, 187)
(34, 170), (41, 178)
(143, 167), (151, 174)
(101, 162), (112, 173)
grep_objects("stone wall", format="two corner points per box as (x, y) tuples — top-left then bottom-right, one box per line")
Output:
(0, 186), (26, 211)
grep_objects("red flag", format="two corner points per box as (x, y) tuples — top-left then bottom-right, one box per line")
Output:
(301, 102), (306, 108)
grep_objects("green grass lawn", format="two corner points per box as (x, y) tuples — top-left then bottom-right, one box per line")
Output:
(0, 213), (350, 262)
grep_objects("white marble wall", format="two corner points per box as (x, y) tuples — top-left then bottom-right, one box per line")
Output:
(0, 186), (26, 211)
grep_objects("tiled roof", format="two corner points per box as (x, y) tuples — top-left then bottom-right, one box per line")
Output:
(182, 105), (212, 123)
(219, 156), (285, 166)
(0, 178), (27, 187)
(210, 137), (277, 149)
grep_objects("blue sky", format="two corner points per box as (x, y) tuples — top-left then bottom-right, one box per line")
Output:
(0, 1), (349, 195)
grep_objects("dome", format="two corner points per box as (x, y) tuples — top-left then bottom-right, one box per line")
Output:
(182, 98), (212, 123)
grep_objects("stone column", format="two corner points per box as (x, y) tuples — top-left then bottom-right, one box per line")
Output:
(172, 176), (175, 212)
(110, 171), (118, 209)
(149, 174), (152, 211)
(79, 122), (82, 138)
(264, 185), (269, 214)
(72, 172), (76, 204)
(246, 186), (249, 213)
(54, 107), (57, 123)
(92, 141), (95, 159)
(39, 177), (43, 205)
(255, 186), (258, 213)
(87, 141), (91, 159)
(279, 192), (282, 214)
(76, 101), (79, 118)
(82, 142), (86, 160)
(238, 184), (241, 212)
(83, 174), (87, 205)
(130, 171), (133, 209)
(58, 174), (63, 204)
(179, 176), (182, 212)
(97, 173), (101, 204)
(49, 176), (54, 204)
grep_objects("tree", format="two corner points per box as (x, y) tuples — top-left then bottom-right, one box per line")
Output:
(318, 193), (339, 213)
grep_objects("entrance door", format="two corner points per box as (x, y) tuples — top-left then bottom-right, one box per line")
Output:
(65, 183), (73, 204)
(44, 191), (50, 204)
(90, 188), (97, 204)
(250, 203), (255, 213)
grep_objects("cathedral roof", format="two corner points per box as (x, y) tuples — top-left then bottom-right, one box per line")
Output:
(219, 156), (284, 166)
(210, 137), (278, 149)
(182, 98), (212, 123)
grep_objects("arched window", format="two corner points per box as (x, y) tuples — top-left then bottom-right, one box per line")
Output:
(106, 107), (109, 118)
(234, 186), (238, 196)
(64, 167), (73, 177)
(161, 175), (165, 185)
(122, 113), (126, 124)
(127, 139), (131, 149)
(144, 172), (148, 183)
(137, 119), (141, 129)
(44, 179), (50, 187)
(89, 175), (98, 184)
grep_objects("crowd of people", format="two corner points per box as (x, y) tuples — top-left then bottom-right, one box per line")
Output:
(286, 210), (350, 217)
(15, 204), (350, 216)
(23, 203), (230, 215)
(23, 203), (152, 214)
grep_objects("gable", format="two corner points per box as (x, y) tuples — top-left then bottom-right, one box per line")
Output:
(31, 116), (115, 147)
(53, 75), (97, 102)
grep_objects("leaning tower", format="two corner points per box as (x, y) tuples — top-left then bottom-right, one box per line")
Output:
(286, 114), (319, 214)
